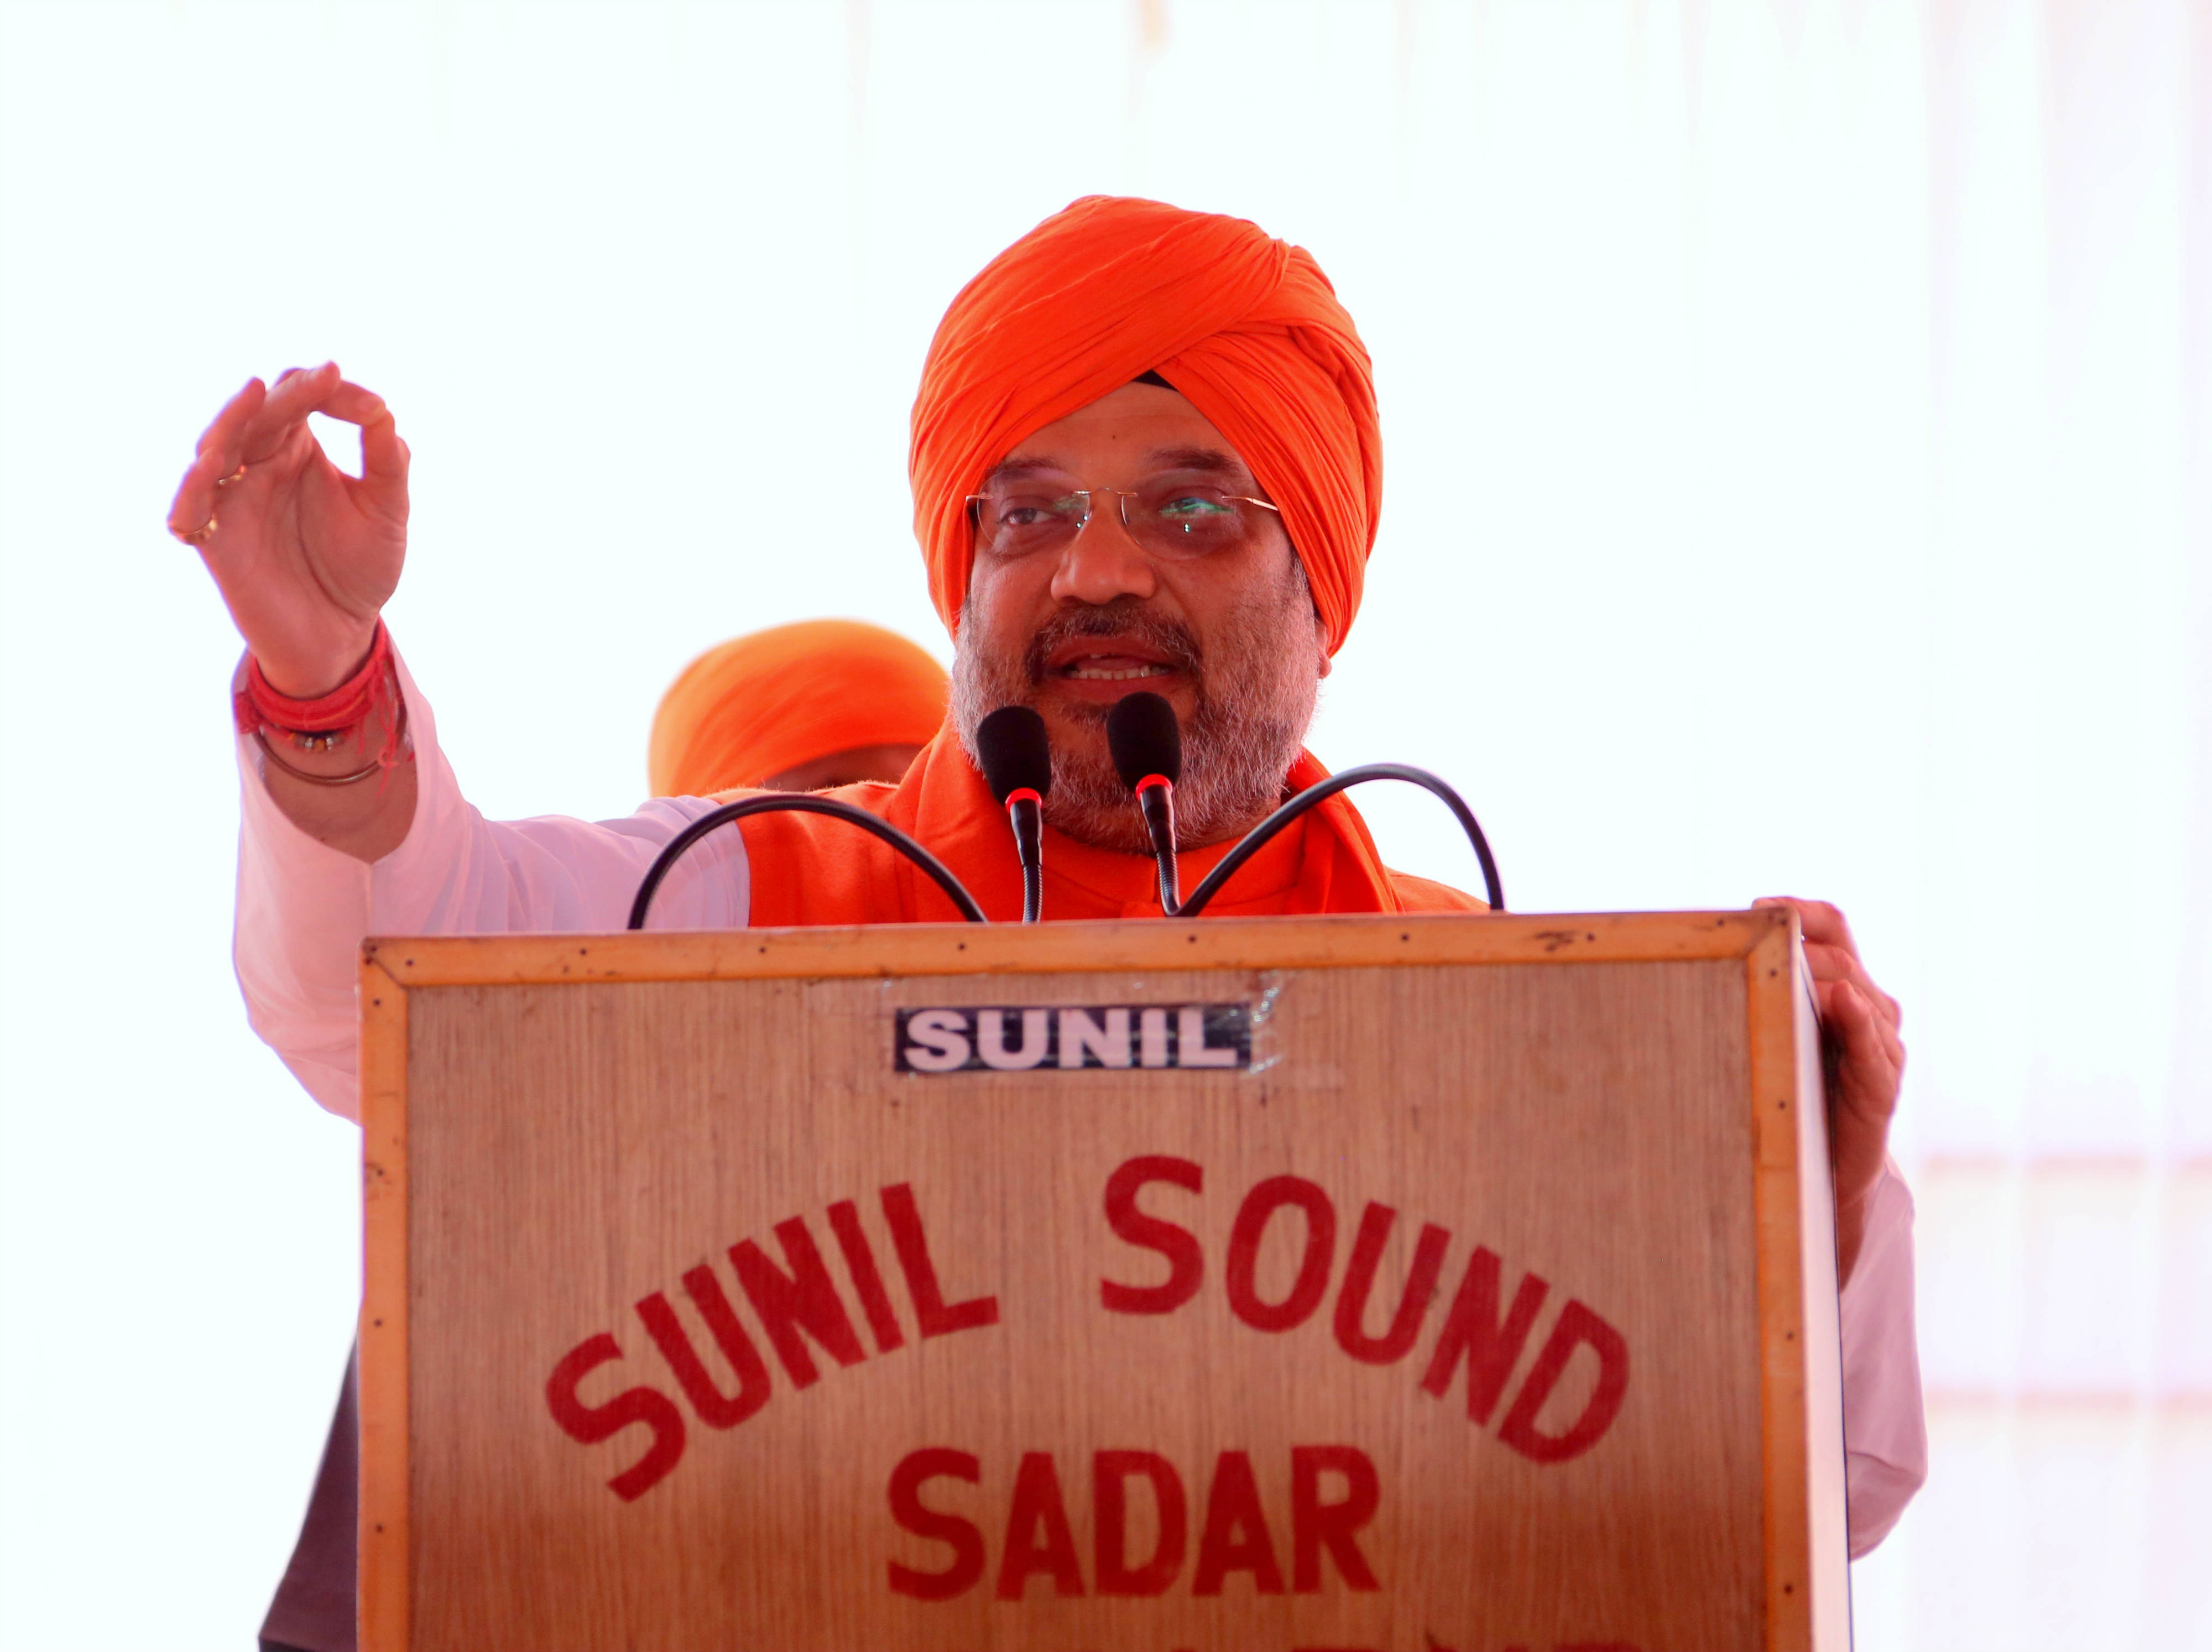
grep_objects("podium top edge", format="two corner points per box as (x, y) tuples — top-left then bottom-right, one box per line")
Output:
(360, 908), (1793, 989)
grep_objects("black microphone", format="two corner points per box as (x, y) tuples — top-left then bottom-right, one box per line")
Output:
(977, 705), (1053, 923)
(1106, 691), (1183, 916)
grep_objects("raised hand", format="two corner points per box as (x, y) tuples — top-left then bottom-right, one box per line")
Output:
(1755, 896), (1906, 1284)
(168, 362), (409, 696)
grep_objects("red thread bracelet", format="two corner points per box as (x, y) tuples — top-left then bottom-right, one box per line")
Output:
(233, 623), (406, 774)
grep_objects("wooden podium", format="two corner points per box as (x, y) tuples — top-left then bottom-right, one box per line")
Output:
(357, 908), (1846, 1651)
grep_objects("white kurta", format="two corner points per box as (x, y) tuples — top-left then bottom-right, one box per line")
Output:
(231, 647), (1928, 1556)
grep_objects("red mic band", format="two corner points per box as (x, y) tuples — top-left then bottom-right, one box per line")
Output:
(1003, 787), (1043, 808)
(1135, 774), (1173, 796)
(234, 621), (406, 775)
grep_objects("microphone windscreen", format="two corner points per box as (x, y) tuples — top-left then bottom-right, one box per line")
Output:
(1107, 691), (1182, 790)
(976, 705), (1053, 802)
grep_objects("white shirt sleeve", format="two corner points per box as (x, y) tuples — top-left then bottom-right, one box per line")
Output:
(232, 644), (750, 1120)
(1840, 1158), (1928, 1556)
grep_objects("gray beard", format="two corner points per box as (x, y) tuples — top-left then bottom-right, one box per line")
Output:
(950, 566), (1321, 855)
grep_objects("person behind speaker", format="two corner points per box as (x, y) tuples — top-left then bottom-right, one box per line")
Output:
(649, 618), (947, 798)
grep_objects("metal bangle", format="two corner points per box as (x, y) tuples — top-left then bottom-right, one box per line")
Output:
(252, 729), (384, 786)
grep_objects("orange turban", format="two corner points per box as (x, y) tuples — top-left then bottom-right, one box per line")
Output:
(648, 620), (948, 796)
(910, 195), (1381, 655)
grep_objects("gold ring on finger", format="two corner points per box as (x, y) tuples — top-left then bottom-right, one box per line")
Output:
(213, 463), (248, 488)
(174, 516), (218, 546)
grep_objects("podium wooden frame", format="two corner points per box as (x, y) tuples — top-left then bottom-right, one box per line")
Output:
(357, 908), (1845, 1651)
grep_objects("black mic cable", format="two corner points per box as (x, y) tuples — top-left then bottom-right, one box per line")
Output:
(1177, 762), (1505, 917)
(975, 705), (1053, 923)
(627, 795), (987, 929)
(1107, 691), (1184, 916)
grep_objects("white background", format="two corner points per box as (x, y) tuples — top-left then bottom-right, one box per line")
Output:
(0, 1), (2205, 1647)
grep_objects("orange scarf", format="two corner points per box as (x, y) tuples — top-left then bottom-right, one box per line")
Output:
(735, 725), (1482, 926)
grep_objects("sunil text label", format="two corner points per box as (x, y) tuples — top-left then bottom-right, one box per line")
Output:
(896, 1004), (1251, 1074)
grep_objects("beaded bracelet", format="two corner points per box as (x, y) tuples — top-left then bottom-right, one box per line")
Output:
(249, 730), (386, 786)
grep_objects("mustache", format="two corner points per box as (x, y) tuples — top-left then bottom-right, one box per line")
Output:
(1021, 599), (1203, 714)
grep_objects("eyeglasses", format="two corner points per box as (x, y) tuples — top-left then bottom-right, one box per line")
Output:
(967, 478), (1281, 562)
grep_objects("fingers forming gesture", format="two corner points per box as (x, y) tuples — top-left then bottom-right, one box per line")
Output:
(168, 362), (411, 697)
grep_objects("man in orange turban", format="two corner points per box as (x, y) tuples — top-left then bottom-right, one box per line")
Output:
(176, 198), (1920, 1647)
(648, 619), (947, 797)
(724, 195), (1447, 922)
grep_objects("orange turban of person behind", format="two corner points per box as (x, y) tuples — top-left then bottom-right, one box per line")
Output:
(648, 619), (949, 797)
(910, 195), (1382, 656)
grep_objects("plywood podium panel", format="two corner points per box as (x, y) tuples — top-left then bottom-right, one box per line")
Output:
(357, 909), (1845, 1651)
